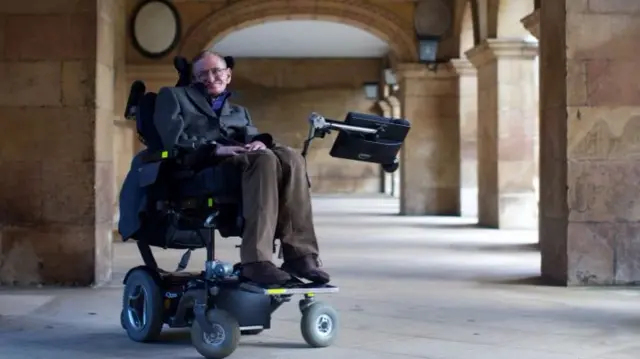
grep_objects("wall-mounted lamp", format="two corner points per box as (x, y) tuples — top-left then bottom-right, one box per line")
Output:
(363, 82), (379, 100)
(417, 35), (440, 63)
(383, 68), (397, 86)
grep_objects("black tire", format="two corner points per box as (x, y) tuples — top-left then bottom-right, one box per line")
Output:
(300, 302), (339, 348)
(382, 161), (399, 173)
(191, 309), (241, 359)
(240, 328), (263, 336)
(120, 309), (126, 329)
(121, 269), (164, 342)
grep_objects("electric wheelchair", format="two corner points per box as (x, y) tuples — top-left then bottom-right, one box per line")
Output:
(117, 55), (411, 359)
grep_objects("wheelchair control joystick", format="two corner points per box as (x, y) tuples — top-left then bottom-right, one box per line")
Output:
(301, 112), (330, 158)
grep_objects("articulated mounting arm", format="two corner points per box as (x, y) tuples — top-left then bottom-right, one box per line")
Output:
(302, 112), (379, 158)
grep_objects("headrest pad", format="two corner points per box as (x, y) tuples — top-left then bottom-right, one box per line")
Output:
(173, 56), (192, 87)
(224, 56), (235, 69)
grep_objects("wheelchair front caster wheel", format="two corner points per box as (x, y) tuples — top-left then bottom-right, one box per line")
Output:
(191, 309), (241, 359)
(300, 302), (339, 348)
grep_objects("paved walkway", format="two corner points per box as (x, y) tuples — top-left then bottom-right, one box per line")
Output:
(1, 195), (640, 359)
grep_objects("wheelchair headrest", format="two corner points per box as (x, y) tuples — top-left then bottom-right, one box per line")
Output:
(174, 56), (192, 87)
(224, 56), (235, 70)
(137, 92), (163, 151)
(124, 80), (146, 119)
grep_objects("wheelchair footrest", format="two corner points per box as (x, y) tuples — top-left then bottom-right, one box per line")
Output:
(239, 282), (339, 296)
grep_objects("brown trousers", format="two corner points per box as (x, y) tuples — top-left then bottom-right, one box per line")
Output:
(221, 145), (319, 263)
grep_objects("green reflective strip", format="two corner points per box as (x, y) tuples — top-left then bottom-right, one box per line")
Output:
(161, 151), (169, 159)
(208, 198), (214, 207)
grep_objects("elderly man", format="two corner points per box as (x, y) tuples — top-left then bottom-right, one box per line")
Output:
(153, 50), (330, 286)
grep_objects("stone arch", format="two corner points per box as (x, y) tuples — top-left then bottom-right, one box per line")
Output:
(179, 0), (418, 62)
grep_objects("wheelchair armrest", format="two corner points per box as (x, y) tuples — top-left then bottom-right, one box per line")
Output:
(141, 144), (216, 168)
(137, 148), (202, 188)
(140, 148), (179, 163)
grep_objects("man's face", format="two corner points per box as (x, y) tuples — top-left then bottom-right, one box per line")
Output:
(193, 54), (231, 96)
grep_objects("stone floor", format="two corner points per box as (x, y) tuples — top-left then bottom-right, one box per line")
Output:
(1, 195), (640, 359)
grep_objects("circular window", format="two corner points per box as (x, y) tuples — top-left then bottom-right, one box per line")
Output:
(414, 0), (452, 37)
(131, 0), (181, 58)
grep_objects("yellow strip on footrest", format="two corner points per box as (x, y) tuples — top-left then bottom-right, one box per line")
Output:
(266, 288), (287, 295)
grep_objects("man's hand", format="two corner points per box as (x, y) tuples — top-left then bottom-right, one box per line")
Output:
(245, 141), (267, 152)
(215, 145), (247, 156)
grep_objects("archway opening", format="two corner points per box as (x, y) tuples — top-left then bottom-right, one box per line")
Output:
(179, 0), (417, 62)
(208, 19), (401, 197)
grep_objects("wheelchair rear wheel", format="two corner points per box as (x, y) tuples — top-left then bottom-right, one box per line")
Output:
(121, 268), (164, 342)
(191, 308), (241, 359)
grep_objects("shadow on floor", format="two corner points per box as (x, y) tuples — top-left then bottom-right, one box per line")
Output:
(314, 219), (486, 231)
(7, 328), (309, 356)
(471, 242), (539, 253)
(6, 331), (188, 356)
(241, 341), (309, 349)
(324, 240), (539, 255)
(475, 275), (563, 287)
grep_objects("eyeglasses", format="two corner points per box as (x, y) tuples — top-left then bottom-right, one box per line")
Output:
(195, 67), (229, 81)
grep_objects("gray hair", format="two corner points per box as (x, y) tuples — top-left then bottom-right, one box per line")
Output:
(191, 49), (228, 69)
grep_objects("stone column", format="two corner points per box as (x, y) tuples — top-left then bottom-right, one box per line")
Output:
(522, 8), (542, 236)
(451, 58), (478, 217)
(540, 0), (640, 285)
(466, 39), (539, 229)
(112, 0), (131, 241)
(0, 0), (118, 286)
(396, 63), (460, 215)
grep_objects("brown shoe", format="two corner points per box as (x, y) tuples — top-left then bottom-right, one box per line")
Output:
(241, 261), (292, 285)
(281, 254), (330, 284)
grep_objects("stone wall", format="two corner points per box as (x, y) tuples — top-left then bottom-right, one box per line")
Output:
(0, 0), (120, 286)
(540, 0), (640, 285)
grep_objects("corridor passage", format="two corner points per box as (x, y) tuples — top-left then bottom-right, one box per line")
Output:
(1, 196), (639, 359)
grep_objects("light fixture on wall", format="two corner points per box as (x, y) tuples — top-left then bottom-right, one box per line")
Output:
(384, 68), (397, 86)
(362, 82), (379, 100)
(413, 0), (453, 71)
(417, 35), (440, 63)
